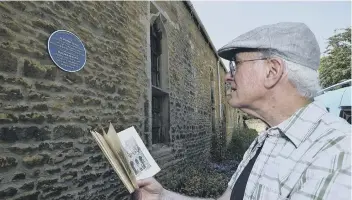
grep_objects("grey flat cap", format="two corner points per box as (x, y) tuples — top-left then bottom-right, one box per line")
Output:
(217, 22), (320, 70)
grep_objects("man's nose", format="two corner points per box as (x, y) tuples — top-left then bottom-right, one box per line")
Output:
(224, 72), (234, 83)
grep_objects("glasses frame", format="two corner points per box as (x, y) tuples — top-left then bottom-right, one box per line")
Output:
(229, 58), (268, 77)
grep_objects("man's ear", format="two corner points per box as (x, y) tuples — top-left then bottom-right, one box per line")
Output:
(264, 57), (285, 89)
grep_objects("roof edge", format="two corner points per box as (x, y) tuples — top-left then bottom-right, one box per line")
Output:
(183, 1), (227, 72)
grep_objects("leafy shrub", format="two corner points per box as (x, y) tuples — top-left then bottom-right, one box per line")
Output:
(225, 128), (258, 161)
(159, 128), (258, 199)
(161, 161), (230, 198)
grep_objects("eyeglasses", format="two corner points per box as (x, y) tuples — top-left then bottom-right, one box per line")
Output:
(229, 58), (268, 77)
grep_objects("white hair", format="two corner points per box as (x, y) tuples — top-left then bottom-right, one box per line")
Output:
(283, 59), (322, 99)
(259, 49), (322, 99)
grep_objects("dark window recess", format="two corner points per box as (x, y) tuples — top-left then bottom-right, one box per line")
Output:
(152, 96), (162, 144)
(340, 106), (351, 124)
(211, 85), (216, 133)
(151, 87), (170, 144)
(151, 21), (162, 87)
(150, 17), (169, 145)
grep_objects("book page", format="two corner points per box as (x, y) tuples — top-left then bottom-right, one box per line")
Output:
(104, 123), (138, 189)
(90, 130), (135, 193)
(116, 126), (161, 180)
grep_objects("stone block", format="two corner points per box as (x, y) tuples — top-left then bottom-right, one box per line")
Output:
(0, 126), (50, 142)
(62, 162), (72, 169)
(41, 190), (65, 199)
(35, 82), (71, 92)
(0, 113), (18, 123)
(86, 77), (117, 94)
(48, 103), (65, 112)
(31, 19), (56, 33)
(77, 173), (101, 187)
(102, 169), (114, 178)
(89, 154), (103, 163)
(48, 153), (66, 164)
(23, 59), (56, 80)
(72, 159), (87, 168)
(0, 27), (14, 38)
(0, 3), (12, 14)
(84, 145), (99, 154)
(92, 181), (104, 189)
(45, 167), (61, 175)
(10, 1), (26, 11)
(82, 164), (92, 172)
(60, 171), (77, 180)
(51, 141), (74, 150)
(37, 178), (58, 190)
(0, 187), (17, 198)
(46, 114), (69, 124)
(19, 181), (35, 191)
(12, 172), (26, 181)
(28, 90), (50, 101)
(23, 154), (50, 167)
(3, 105), (29, 112)
(32, 104), (49, 111)
(77, 186), (89, 195)
(52, 193), (75, 200)
(78, 137), (93, 144)
(53, 125), (85, 139)
(3, 20), (21, 33)
(62, 72), (84, 84)
(13, 191), (40, 200)
(0, 49), (17, 73)
(19, 113), (45, 124)
(40, 185), (68, 198)
(0, 156), (17, 169)
(67, 95), (102, 107)
(0, 86), (23, 101)
(63, 148), (83, 158)
(38, 142), (51, 151)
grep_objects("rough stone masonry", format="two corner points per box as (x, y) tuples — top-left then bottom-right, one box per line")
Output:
(0, 1), (240, 200)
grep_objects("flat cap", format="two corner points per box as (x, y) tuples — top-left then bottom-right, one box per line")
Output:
(217, 22), (321, 70)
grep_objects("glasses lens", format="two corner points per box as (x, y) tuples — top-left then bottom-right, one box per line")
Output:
(229, 61), (235, 77)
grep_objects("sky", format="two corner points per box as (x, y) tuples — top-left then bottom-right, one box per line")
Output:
(191, 1), (351, 70)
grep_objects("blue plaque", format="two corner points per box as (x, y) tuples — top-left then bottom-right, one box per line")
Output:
(48, 30), (86, 72)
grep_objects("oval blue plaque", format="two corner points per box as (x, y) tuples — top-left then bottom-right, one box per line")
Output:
(48, 30), (86, 72)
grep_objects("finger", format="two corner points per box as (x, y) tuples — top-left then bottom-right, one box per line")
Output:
(137, 177), (155, 187)
(131, 189), (141, 200)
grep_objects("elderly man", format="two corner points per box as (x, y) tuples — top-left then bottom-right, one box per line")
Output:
(133, 22), (351, 200)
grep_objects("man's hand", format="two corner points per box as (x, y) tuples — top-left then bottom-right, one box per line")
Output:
(132, 178), (164, 200)
(131, 177), (231, 200)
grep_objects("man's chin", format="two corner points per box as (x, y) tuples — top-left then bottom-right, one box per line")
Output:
(228, 100), (243, 108)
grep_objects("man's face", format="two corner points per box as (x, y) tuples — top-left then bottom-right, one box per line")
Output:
(225, 52), (267, 108)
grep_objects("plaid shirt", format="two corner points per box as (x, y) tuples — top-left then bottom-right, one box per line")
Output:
(228, 102), (351, 200)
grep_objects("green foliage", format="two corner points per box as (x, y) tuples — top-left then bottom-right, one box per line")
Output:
(210, 131), (227, 162)
(225, 128), (258, 161)
(319, 27), (351, 88)
(161, 161), (230, 198)
(160, 128), (258, 199)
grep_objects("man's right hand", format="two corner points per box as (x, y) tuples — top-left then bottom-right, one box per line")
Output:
(132, 177), (164, 200)
(131, 177), (232, 200)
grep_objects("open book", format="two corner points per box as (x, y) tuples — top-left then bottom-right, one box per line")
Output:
(90, 123), (160, 193)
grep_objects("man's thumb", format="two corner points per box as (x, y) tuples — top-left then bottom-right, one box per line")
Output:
(137, 177), (155, 187)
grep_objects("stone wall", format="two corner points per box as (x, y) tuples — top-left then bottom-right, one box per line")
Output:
(0, 1), (233, 200)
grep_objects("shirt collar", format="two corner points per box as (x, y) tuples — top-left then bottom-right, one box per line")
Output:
(270, 101), (328, 148)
